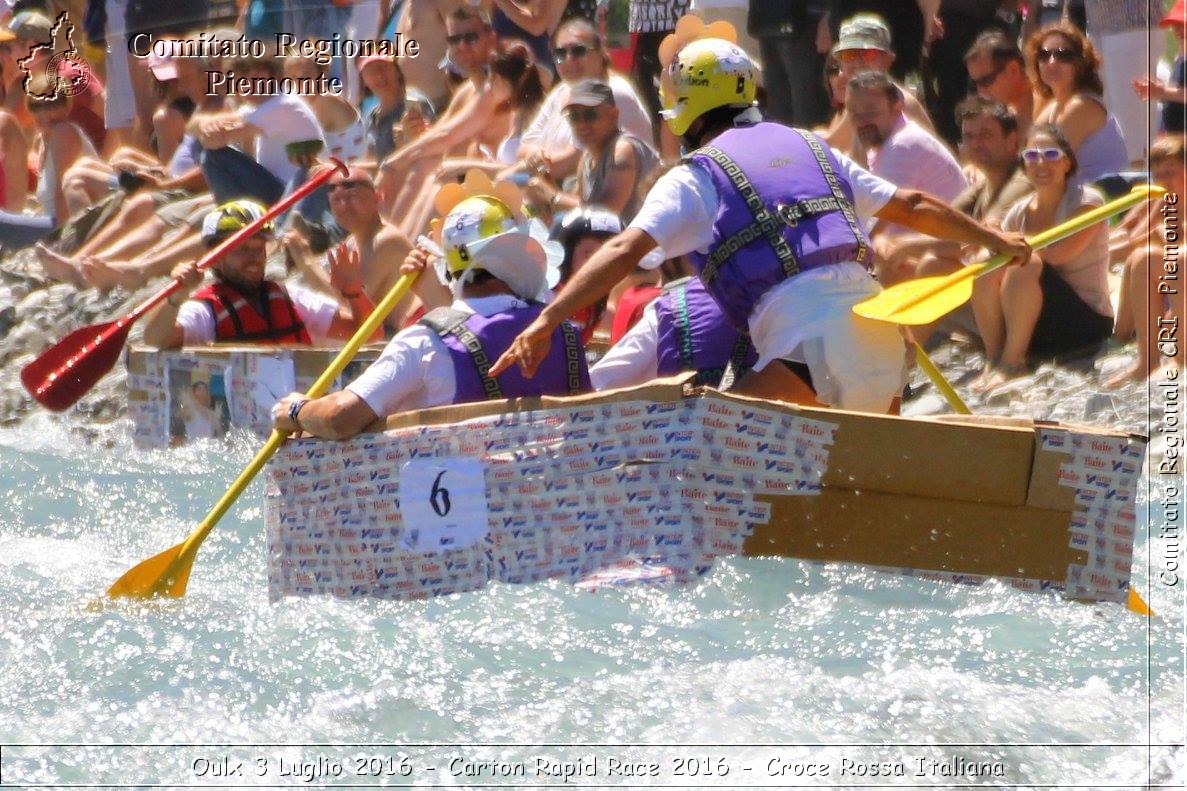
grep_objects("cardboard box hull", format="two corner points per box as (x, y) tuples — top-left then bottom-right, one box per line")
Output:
(261, 380), (1145, 606)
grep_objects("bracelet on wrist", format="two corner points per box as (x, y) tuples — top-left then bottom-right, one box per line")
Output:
(287, 397), (310, 429)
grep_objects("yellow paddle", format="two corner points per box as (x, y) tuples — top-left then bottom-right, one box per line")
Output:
(107, 270), (419, 599)
(854, 184), (1166, 326)
(914, 343), (971, 414)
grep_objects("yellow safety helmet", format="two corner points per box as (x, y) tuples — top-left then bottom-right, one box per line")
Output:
(660, 37), (756, 136)
(200, 199), (275, 247)
(440, 195), (518, 279)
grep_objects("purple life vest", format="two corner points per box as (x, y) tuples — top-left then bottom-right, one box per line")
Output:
(654, 277), (756, 388)
(420, 304), (591, 404)
(687, 122), (871, 329)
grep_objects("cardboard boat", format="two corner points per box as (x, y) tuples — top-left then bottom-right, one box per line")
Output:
(261, 378), (1145, 608)
(125, 345), (384, 447)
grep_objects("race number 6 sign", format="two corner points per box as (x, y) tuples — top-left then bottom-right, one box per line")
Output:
(398, 457), (489, 552)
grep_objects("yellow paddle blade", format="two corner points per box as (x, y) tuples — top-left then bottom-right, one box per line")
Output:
(1127, 586), (1153, 617)
(855, 184), (1165, 325)
(854, 263), (986, 326)
(107, 542), (191, 598)
(107, 270), (420, 600)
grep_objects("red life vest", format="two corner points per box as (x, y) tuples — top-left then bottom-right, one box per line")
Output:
(192, 280), (312, 344)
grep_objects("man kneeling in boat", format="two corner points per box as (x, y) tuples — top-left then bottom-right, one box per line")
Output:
(491, 21), (1032, 413)
(271, 189), (592, 439)
(590, 265), (757, 391)
(144, 200), (376, 349)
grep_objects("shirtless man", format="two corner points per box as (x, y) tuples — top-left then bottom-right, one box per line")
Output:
(287, 166), (430, 332)
(395, 0), (491, 110)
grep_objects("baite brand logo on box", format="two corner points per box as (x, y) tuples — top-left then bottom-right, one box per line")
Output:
(17, 12), (91, 101)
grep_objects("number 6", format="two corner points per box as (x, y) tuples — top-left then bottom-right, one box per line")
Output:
(430, 470), (451, 516)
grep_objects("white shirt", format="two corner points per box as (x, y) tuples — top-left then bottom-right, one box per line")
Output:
(521, 74), (655, 154)
(589, 301), (661, 390)
(346, 295), (528, 418)
(176, 282), (339, 346)
(239, 95), (326, 184)
(626, 133), (900, 372)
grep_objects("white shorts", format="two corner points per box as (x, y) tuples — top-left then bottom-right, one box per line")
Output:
(748, 263), (909, 413)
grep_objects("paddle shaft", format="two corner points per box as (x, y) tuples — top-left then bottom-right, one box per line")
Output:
(152, 270), (419, 589)
(892, 185), (1164, 316)
(914, 343), (971, 415)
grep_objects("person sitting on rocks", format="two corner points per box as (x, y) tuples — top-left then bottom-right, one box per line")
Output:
(143, 200), (376, 349)
(971, 124), (1113, 390)
(1107, 133), (1186, 386)
(271, 179), (591, 439)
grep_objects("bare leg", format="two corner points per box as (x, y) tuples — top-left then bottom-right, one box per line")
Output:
(1106, 244), (1169, 386)
(971, 265), (1007, 369)
(386, 156), (440, 224)
(100, 230), (205, 289)
(74, 192), (159, 257)
(399, 182), (440, 240)
(0, 111), (28, 211)
(89, 214), (172, 262)
(987, 253), (1044, 386)
(905, 252), (962, 346)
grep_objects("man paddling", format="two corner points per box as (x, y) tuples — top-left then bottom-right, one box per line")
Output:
(491, 21), (1031, 413)
(271, 189), (591, 439)
(144, 200), (376, 349)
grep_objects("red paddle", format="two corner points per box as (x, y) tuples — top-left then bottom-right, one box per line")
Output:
(21, 159), (348, 412)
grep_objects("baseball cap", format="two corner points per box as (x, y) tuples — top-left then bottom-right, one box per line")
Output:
(10, 10), (52, 42)
(564, 79), (614, 109)
(832, 14), (893, 55)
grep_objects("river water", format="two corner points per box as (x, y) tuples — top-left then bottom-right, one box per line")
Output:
(0, 254), (1184, 786)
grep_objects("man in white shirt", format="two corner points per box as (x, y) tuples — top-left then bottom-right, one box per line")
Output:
(491, 31), (1029, 413)
(189, 57), (326, 206)
(271, 192), (590, 439)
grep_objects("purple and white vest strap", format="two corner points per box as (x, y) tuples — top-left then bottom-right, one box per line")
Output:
(687, 122), (871, 328)
(419, 304), (591, 404)
(654, 277), (756, 388)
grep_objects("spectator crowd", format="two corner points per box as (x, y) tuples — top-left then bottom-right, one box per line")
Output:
(3, 0), (1185, 406)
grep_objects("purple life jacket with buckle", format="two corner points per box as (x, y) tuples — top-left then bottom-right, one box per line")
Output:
(654, 277), (756, 388)
(419, 304), (590, 404)
(686, 122), (871, 329)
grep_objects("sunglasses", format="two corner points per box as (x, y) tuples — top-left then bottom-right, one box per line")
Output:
(969, 63), (1005, 90)
(1021, 146), (1065, 163)
(328, 178), (373, 193)
(554, 44), (590, 63)
(1037, 46), (1077, 63)
(566, 107), (600, 123)
(446, 30), (483, 46)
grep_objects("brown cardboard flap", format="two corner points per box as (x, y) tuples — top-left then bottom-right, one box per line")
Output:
(747, 488), (1080, 581)
(698, 389), (1036, 507)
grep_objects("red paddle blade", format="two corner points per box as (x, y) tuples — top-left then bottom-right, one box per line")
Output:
(21, 320), (131, 411)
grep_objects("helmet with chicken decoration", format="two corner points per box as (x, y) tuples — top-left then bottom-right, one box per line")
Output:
(428, 169), (563, 302)
(658, 16), (758, 137)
